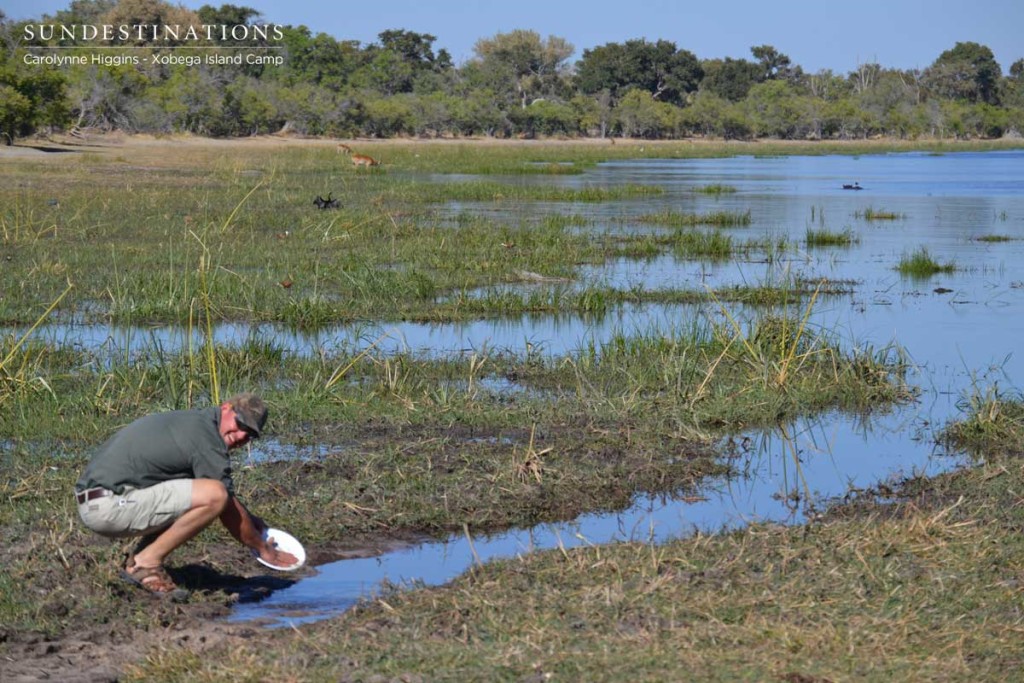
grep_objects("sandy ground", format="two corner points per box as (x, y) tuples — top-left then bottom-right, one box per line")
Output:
(0, 130), (743, 160)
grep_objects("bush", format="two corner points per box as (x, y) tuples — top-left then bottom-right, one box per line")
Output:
(362, 96), (415, 137)
(509, 99), (579, 137)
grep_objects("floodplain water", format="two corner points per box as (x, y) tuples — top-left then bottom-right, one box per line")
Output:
(13, 151), (1024, 626)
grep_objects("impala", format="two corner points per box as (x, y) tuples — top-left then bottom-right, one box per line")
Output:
(351, 153), (381, 168)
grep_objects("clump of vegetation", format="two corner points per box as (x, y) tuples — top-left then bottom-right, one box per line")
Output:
(633, 209), (752, 227)
(974, 234), (1012, 242)
(694, 184), (738, 195)
(896, 248), (956, 278)
(672, 231), (734, 259)
(941, 387), (1024, 457)
(855, 207), (905, 221)
(805, 227), (857, 247)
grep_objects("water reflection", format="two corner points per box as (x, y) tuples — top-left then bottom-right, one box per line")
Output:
(4, 303), (706, 359)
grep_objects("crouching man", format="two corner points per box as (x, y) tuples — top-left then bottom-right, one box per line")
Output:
(75, 393), (297, 596)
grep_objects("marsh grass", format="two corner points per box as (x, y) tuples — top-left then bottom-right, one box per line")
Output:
(0, 284), (72, 407)
(896, 247), (957, 278)
(399, 179), (664, 203)
(671, 231), (734, 259)
(855, 206), (905, 221)
(0, 149), (669, 326)
(941, 387), (1024, 457)
(694, 183), (737, 194)
(665, 230), (787, 261)
(632, 209), (752, 227)
(805, 227), (857, 247)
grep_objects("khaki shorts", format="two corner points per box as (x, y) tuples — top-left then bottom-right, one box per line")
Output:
(77, 480), (193, 538)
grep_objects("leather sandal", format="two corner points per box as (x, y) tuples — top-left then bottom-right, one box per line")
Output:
(120, 562), (188, 600)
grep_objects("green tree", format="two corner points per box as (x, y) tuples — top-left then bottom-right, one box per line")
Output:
(357, 30), (452, 95)
(378, 29), (451, 71)
(42, 0), (116, 31)
(679, 91), (728, 136)
(750, 44), (799, 82)
(699, 58), (760, 101)
(273, 82), (341, 135)
(806, 69), (850, 101)
(68, 62), (148, 131)
(509, 99), (577, 137)
(99, 0), (200, 46)
(0, 84), (32, 144)
(856, 68), (922, 130)
(405, 92), (455, 137)
(924, 41), (1001, 104)
(569, 93), (604, 136)
(1001, 58), (1024, 108)
(358, 49), (415, 95)
(576, 39), (703, 106)
(823, 97), (877, 139)
(0, 33), (72, 143)
(614, 87), (676, 138)
(196, 3), (268, 72)
(233, 78), (279, 134)
(196, 3), (261, 26)
(743, 80), (809, 138)
(448, 88), (508, 136)
(362, 95), (414, 136)
(148, 67), (225, 133)
(473, 29), (573, 108)
(279, 26), (362, 89)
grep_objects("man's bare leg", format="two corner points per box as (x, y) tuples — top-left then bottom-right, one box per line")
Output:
(130, 479), (228, 569)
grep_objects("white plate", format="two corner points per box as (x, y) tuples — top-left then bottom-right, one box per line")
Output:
(252, 527), (306, 571)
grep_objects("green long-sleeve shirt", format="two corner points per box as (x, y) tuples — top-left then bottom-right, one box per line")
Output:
(76, 407), (234, 495)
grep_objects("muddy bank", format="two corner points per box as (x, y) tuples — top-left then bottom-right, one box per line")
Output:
(0, 529), (422, 682)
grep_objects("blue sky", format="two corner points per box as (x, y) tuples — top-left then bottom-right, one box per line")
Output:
(3, 0), (1022, 75)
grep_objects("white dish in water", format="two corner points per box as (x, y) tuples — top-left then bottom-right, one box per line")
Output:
(253, 527), (306, 571)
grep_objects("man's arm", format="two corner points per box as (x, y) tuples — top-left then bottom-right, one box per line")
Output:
(219, 495), (299, 567)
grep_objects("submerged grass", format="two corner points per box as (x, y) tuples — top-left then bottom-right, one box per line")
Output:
(399, 179), (665, 203)
(632, 209), (752, 227)
(941, 386), (1024, 457)
(694, 183), (737, 194)
(805, 227), (857, 247)
(896, 247), (957, 278)
(856, 206), (906, 221)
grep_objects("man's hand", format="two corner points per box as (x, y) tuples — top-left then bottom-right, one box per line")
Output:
(260, 535), (299, 568)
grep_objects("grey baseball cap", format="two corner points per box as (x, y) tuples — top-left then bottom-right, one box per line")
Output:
(230, 393), (268, 438)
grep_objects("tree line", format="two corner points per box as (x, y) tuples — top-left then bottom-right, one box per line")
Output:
(2, 0), (1023, 144)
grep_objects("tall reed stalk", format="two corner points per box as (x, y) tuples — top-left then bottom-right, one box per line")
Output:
(0, 283), (73, 405)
